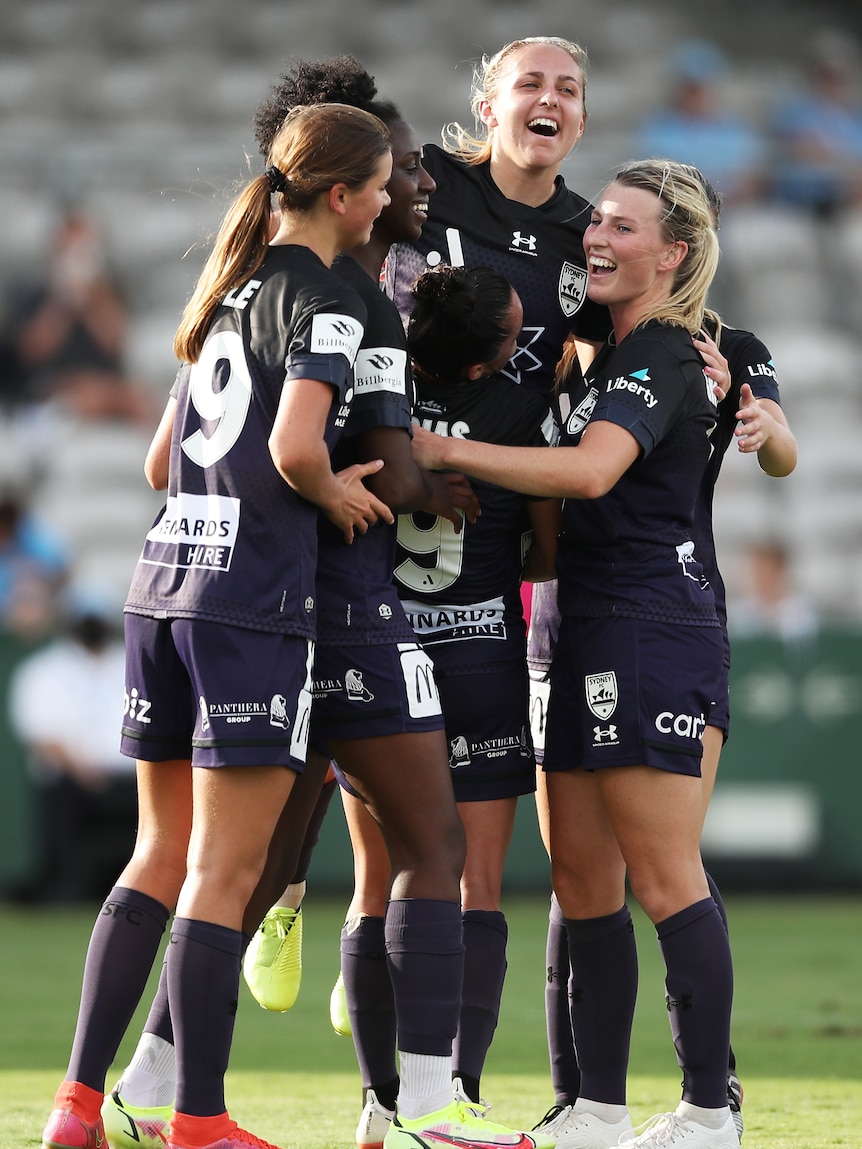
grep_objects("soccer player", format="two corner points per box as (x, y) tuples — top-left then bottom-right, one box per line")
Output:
(412, 159), (744, 1149)
(102, 59), (543, 1149)
(385, 35), (611, 397)
(532, 172), (797, 1148)
(335, 262), (560, 1145)
(41, 102), (396, 1149)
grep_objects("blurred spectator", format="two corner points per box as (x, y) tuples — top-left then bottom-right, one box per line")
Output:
(728, 539), (818, 644)
(0, 479), (69, 643)
(769, 29), (862, 216)
(634, 39), (766, 204)
(4, 203), (156, 426)
(7, 583), (135, 902)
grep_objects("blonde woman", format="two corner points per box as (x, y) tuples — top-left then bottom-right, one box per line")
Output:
(413, 159), (742, 1149)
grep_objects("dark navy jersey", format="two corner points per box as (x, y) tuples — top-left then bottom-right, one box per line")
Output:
(314, 254), (417, 647)
(693, 322), (782, 633)
(556, 320), (719, 625)
(125, 244), (365, 638)
(384, 144), (612, 399)
(397, 372), (558, 661)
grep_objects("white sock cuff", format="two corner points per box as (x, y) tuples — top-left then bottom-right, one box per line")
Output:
(676, 1101), (731, 1129)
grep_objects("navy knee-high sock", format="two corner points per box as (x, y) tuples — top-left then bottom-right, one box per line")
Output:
(385, 899), (463, 1056)
(546, 893), (579, 1106)
(566, 905), (638, 1106)
(705, 871), (728, 934)
(705, 869), (737, 1073)
(167, 918), (242, 1117)
(341, 915), (398, 1100)
(142, 930), (252, 1048)
(67, 886), (169, 1091)
(142, 954), (174, 1044)
(453, 909), (508, 1093)
(658, 898), (734, 1110)
(292, 778), (338, 885)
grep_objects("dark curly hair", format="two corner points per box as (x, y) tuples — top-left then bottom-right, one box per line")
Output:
(254, 54), (402, 157)
(407, 265), (515, 382)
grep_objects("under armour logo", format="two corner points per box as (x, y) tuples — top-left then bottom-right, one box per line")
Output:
(511, 230), (537, 250)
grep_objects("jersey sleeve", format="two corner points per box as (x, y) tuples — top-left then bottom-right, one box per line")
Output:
(345, 344), (413, 438)
(168, 363), (189, 401)
(284, 282), (366, 393)
(588, 334), (694, 457)
(724, 328), (782, 407)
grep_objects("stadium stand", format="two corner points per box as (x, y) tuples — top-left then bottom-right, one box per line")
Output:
(0, 0), (859, 620)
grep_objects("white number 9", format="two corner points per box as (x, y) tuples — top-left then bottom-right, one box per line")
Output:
(182, 330), (252, 468)
(395, 513), (466, 593)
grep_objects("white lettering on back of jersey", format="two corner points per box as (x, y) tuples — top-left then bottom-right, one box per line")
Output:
(143, 492), (240, 571)
(183, 330), (252, 468)
(223, 280), (262, 309)
(412, 416), (470, 439)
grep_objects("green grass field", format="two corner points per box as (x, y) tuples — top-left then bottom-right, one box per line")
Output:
(2, 894), (861, 1148)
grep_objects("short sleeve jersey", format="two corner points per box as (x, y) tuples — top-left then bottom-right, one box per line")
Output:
(396, 373), (558, 663)
(384, 145), (611, 399)
(556, 320), (719, 625)
(125, 244), (365, 639)
(693, 323), (782, 634)
(314, 254), (417, 647)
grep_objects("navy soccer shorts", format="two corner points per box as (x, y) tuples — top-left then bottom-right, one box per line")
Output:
(309, 639), (445, 752)
(121, 613), (313, 770)
(543, 615), (723, 777)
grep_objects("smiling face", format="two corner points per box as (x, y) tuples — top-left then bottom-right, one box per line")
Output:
(479, 42), (587, 177)
(338, 151), (394, 248)
(584, 181), (687, 324)
(374, 119), (436, 247)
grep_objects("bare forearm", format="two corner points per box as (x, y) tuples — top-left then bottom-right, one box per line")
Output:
(275, 442), (341, 515)
(431, 438), (592, 499)
(758, 420), (797, 477)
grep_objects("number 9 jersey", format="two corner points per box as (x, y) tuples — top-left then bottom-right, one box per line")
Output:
(125, 245), (366, 640)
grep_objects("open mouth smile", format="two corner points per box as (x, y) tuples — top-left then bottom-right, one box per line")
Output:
(527, 118), (559, 137)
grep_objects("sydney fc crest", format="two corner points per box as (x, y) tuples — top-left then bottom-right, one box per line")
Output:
(585, 672), (618, 719)
(558, 262), (588, 317)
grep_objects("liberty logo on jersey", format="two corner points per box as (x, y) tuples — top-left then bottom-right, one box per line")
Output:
(607, 368), (658, 408)
(558, 262), (588, 316)
(747, 359), (776, 380)
(585, 671), (618, 719)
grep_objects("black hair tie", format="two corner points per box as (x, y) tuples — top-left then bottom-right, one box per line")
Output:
(265, 165), (288, 194)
